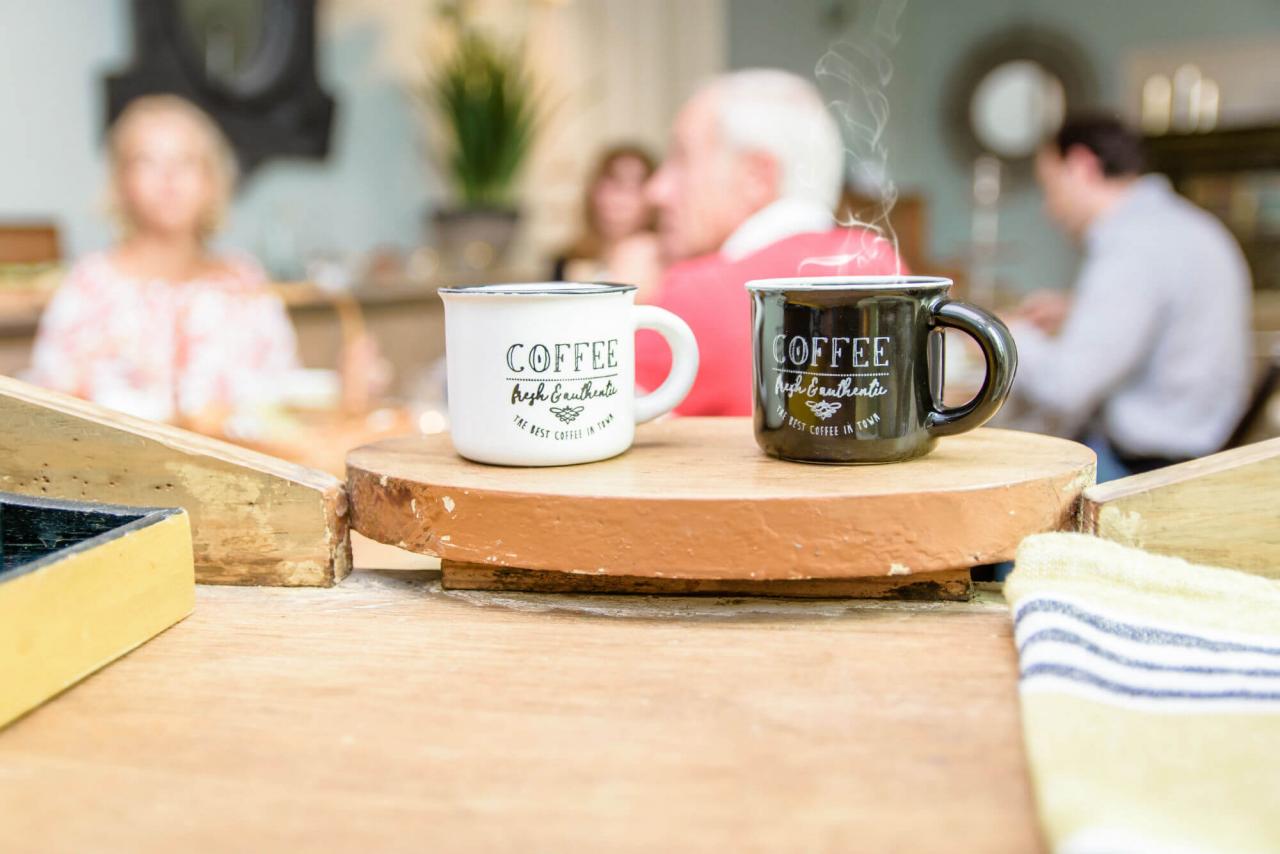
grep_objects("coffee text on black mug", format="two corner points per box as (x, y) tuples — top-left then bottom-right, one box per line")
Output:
(772, 334), (892, 369)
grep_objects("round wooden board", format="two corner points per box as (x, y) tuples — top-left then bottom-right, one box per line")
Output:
(347, 418), (1096, 581)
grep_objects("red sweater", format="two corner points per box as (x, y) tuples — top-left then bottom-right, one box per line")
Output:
(635, 228), (906, 416)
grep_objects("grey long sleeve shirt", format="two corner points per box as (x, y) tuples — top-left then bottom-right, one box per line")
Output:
(1010, 175), (1252, 459)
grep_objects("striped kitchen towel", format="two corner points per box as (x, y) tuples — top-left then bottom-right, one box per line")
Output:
(1005, 533), (1280, 854)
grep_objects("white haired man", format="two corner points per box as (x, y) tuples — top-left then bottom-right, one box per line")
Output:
(635, 69), (905, 415)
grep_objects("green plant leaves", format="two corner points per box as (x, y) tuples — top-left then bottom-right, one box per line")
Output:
(429, 29), (537, 208)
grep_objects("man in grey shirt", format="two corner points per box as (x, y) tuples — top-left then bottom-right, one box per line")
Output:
(1009, 116), (1252, 477)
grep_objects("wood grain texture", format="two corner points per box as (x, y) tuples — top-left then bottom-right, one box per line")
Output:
(349, 418), (1095, 582)
(442, 559), (973, 600)
(0, 573), (1043, 853)
(1080, 437), (1280, 577)
(0, 377), (351, 586)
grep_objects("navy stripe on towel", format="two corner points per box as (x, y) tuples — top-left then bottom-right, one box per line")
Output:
(1021, 662), (1280, 702)
(1014, 598), (1280, 657)
(1018, 628), (1280, 679)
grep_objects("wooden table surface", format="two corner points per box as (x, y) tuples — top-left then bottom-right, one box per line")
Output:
(0, 562), (1043, 852)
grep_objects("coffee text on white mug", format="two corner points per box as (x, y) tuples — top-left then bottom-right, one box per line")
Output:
(506, 339), (619, 374)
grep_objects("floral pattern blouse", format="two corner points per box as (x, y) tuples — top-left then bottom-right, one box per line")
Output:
(31, 252), (299, 422)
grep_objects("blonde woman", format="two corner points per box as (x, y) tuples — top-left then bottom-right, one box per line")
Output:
(31, 95), (298, 427)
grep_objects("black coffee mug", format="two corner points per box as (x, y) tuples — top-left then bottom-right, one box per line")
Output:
(746, 276), (1017, 464)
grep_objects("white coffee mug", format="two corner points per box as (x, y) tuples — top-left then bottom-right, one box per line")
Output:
(439, 282), (699, 466)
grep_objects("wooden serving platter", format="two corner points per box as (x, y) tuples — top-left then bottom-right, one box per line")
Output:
(347, 418), (1095, 598)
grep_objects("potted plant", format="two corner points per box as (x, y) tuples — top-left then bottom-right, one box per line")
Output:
(426, 4), (538, 271)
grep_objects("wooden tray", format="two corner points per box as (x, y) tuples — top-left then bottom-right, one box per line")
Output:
(1, 492), (194, 727)
(347, 418), (1095, 599)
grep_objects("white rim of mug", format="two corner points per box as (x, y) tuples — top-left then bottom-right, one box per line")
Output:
(438, 282), (638, 296)
(745, 275), (953, 291)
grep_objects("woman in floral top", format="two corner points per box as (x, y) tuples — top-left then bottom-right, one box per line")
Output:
(31, 95), (298, 426)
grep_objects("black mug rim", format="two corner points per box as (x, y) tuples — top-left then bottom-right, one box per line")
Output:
(745, 275), (952, 292)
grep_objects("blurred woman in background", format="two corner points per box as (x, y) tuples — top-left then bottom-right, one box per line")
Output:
(553, 144), (662, 296)
(31, 95), (298, 429)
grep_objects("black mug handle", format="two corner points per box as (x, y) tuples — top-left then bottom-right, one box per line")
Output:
(926, 299), (1018, 437)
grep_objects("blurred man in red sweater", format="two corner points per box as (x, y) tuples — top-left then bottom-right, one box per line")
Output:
(635, 69), (905, 415)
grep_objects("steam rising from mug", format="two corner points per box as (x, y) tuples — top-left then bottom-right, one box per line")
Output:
(803, 0), (908, 275)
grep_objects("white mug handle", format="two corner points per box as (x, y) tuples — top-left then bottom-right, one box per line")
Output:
(633, 305), (699, 423)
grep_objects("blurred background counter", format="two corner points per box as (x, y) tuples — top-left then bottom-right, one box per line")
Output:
(0, 259), (539, 399)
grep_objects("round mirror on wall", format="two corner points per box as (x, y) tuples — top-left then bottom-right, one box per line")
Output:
(946, 29), (1095, 180)
(969, 60), (1067, 159)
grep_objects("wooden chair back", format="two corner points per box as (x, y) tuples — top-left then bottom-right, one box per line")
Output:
(0, 224), (60, 265)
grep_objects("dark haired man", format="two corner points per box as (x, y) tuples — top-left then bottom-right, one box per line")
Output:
(1009, 115), (1251, 477)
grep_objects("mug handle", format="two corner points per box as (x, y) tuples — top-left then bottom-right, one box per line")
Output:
(926, 299), (1018, 437)
(633, 305), (699, 423)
